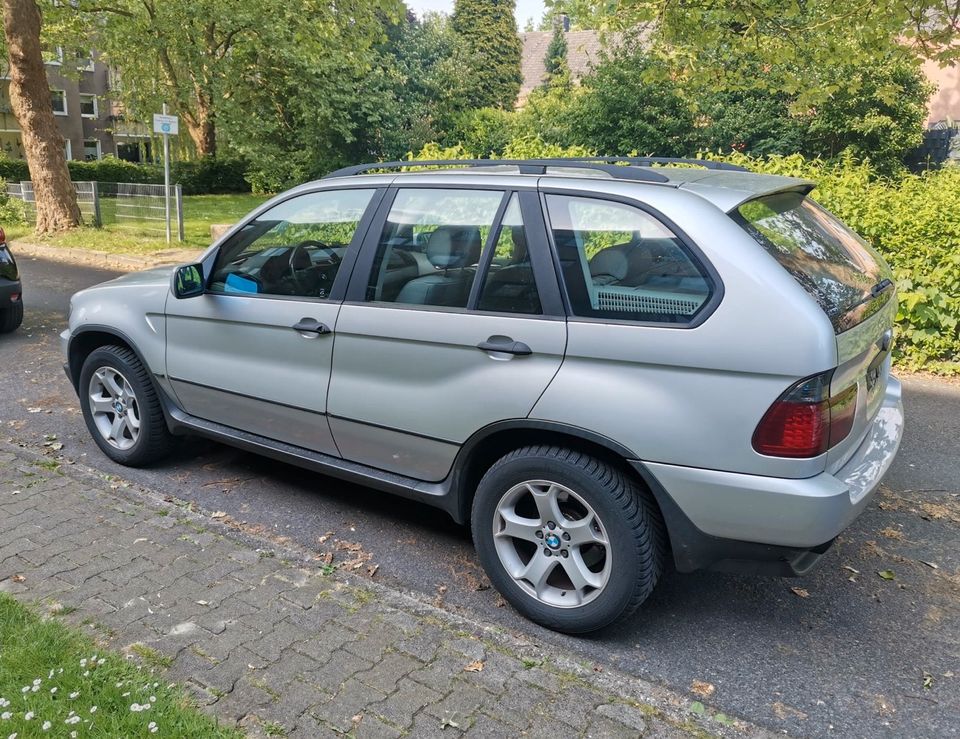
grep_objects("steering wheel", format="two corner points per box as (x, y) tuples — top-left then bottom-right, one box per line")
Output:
(297, 240), (341, 265)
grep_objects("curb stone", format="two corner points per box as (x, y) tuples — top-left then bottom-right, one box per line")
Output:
(0, 440), (780, 738)
(10, 239), (204, 273)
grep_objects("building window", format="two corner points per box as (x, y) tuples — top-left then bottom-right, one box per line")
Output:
(79, 93), (97, 118)
(51, 90), (67, 115)
(75, 50), (95, 72)
(43, 46), (64, 66)
(83, 138), (101, 161)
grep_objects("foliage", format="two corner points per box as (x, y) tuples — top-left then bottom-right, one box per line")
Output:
(602, 0), (959, 108)
(697, 90), (807, 157)
(452, 0), (523, 109)
(172, 157), (250, 195)
(543, 23), (568, 80)
(0, 178), (29, 225)
(705, 152), (960, 371)
(570, 44), (699, 156)
(449, 107), (518, 157)
(0, 158), (30, 182)
(365, 13), (475, 160)
(0, 593), (240, 737)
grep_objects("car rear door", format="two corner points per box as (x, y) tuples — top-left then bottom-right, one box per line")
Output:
(327, 183), (567, 481)
(165, 186), (383, 456)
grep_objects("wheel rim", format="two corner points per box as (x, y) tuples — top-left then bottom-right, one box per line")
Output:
(87, 366), (141, 451)
(492, 480), (611, 608)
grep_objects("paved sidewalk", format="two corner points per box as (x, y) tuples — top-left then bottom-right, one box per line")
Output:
(0, 444), (765, 738)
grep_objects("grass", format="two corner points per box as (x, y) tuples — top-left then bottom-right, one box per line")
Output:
(0, 593), (240, 737)
(6, 192), (269, 254)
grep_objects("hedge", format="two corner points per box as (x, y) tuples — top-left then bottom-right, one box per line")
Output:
(0, 155), (251, 195)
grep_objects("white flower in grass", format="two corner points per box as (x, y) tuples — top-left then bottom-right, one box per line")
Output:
(64, 716), (81, 725)
(79, 659), (87, 668)
(0, 699), (7, 708)
(149, 722), (158, 733)
(9, 732), (18, 739)
(49, 688), (57, 695)
(89, 706), (97, 714)
(23, 712), (33, 720)
(82, 671), (90, 678)
(48, 670), (54, 679)
(30, 686), (39, 693)
(149, 696), (156, 703)
(121, 692), (130, 698)
(97, 658), (106, 666)
(1, 712), (10, 720)
(19, 688), (28, 695)
(70, 733), (77, 739)
(69, 692), (79, 700)
(42, 721), (51, 731)
(32, 680), (40, 687)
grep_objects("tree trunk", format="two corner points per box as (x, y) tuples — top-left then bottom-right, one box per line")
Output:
(184, 93), (216, 157)
(2, 0), (80, 233)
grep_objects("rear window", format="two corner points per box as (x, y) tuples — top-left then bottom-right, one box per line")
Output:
(735, 192), (892, 332)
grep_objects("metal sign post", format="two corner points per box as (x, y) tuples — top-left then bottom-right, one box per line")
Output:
(153, 106), (179, 244)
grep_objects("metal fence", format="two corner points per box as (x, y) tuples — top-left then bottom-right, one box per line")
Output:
(6, 180), (185, 241)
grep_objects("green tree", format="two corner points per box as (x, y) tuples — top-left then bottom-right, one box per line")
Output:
(543, 23), (568, 80)
(608, 0), (957, 106)
(452, 0), (523, 109)
(74, 0), (400, 158)
(571, 44), (698, 156)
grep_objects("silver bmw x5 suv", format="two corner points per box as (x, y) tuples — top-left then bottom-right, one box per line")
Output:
(62, 157), (904, 633)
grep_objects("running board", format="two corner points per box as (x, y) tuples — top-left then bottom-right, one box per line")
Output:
(166, 406), (459, 519)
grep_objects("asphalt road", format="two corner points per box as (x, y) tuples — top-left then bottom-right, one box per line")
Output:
(3, 255), (958, 738)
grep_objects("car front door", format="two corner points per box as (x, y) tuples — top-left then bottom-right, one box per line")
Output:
(327, 185), (567, 481)
(165, 186), (382, 456)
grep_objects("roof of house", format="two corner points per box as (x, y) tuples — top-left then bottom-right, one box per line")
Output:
(518, 30), (604, 105)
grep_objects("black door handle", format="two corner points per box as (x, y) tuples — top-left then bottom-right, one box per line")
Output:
(477, 335), (532, 356)
(292, 317), (331, 335)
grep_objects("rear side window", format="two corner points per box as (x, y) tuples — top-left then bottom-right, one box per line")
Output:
(545, 194), (713, 324)
(735, 192), (892, 332)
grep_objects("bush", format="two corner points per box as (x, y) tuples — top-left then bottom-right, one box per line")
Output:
(706, 151), (960, 372)
(172, 157), (250, 195)
(0, 178), (29, 225)
(0, 158), (30, 183)
(68, 157), (160, 184)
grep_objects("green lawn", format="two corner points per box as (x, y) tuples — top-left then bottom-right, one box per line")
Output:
(6, 193), (269, 254)
(0, 594), (239, 737)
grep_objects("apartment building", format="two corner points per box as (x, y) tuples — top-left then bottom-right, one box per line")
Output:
(0, 49), (150, 163)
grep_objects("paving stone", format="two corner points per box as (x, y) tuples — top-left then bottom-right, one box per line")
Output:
(596, 702), (649, 733)
(355, 651), (424, 694)
(584, 715), (646, 738)
(369, 676), (442, 730)
(462, 714), (517, 737)
(312, 677), (388, 733)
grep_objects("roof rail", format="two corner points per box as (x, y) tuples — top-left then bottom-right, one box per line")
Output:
(324, 156), (749, 182)
(324, 158), (670, 183)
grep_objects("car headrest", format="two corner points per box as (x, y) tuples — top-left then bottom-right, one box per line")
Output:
(426, 226), (482, 269)
(589, 247), (629, 281)
(511, 225), (528, 262)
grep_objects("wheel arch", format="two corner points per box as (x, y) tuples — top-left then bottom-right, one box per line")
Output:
(67, 326), (154, 394)
(449, 420), (653, 525)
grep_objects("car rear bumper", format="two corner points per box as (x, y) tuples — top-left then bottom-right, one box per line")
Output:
(0, 278), (21, 304)
(637, 377), (903, 573)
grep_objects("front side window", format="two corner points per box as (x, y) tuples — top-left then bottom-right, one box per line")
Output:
(545, 194), (713, 323)
(365, 188), (504, 309)
(208, 188), (375, 299)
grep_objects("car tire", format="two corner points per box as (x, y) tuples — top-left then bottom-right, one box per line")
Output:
(472, 446), (666, 634)
(78, 345), (175, 466)
(0, 300), (23, 333)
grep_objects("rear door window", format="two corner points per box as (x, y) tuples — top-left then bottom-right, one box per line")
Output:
(545, 194), (713, 324)
(735, 192), (892, 332)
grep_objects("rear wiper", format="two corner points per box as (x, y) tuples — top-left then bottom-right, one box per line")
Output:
(870, 278), (894, 297)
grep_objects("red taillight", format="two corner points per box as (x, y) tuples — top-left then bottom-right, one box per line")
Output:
(752, 372), (858, 458)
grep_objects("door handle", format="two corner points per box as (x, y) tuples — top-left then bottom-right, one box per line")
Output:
(292, 317), (332, 336)
(476, 335), (532, 356)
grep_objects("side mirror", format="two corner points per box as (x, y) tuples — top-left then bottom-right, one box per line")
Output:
(173, 263), (204, 299)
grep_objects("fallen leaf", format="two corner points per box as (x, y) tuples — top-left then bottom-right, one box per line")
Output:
(366, 565), (379, 578)
(26, 407), (42, 413)
(877, 570), (896, 580)
(790, 587), (810, 598)
(463, 660), (484, 673)
(919, 560), (939, 569)
(923, 673), (934, 689)
(843, 565), (860, 574)
(691, 680), (715, 697)
(439, 717), (461, 729)
(318, 531), (334, 544)
(196, 600), (209, 606)
(11, 574), (25, 583)
(211, 511), (227, 519)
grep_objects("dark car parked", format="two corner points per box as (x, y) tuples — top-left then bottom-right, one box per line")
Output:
(0, 228), (24, 333)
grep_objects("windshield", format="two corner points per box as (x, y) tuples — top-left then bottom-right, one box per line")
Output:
(735, 192), (892, 332)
